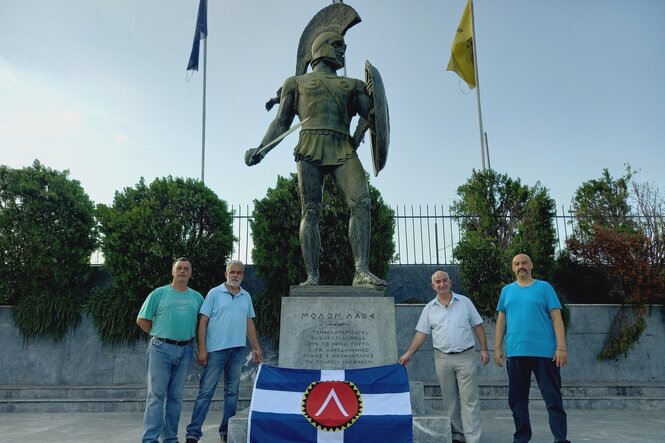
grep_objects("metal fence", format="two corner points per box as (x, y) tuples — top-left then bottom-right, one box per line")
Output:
(230, 204), (579, 265)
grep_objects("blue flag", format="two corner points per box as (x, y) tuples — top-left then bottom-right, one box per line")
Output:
(187, 0), (207, 71)
(248, 364), (413, 443)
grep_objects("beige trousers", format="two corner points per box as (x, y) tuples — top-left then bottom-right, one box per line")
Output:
(434, 348), (482, 443)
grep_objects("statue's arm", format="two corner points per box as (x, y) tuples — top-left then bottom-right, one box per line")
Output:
(350, 81), (375, 149)
(245, 78), (297, 166)
(356, 82), (375, 130)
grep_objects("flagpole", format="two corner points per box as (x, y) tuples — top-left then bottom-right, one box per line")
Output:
(201, 37), (207, 183)
(484, 131), (491, 169)
(469, 0), (486, 170)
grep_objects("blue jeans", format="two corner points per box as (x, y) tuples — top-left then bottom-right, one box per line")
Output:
(186, 347), (246, 440)
(142, 337), (193, 443)
(506, 357), (570, 443)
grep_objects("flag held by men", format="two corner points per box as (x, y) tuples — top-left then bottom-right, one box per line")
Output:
(447, 0), (476, 88)
(187, 0), (207, 71)
(248, 364), (413, 442)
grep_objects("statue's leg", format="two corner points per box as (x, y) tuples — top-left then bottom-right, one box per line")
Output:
(333, 159), (387, 288)
(297, 161), (324, 286)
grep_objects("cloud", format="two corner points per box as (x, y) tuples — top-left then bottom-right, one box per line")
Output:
(0, 62), (81, 140)
(114, 133), (129, 145)
(0, 55), (19, 92)
(0, 109), (82, 139)
(0, 66), (18, 87)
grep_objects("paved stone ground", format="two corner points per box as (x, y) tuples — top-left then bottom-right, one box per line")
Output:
(0, 409), (663, 443)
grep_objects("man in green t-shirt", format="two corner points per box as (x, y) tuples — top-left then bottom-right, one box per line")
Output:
(137, 257), (204, 443)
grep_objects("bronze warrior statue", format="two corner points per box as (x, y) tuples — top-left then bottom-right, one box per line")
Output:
(245, 3), (389, 289)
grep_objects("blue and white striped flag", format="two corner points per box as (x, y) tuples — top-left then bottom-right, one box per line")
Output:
(247, 364), (413, 443)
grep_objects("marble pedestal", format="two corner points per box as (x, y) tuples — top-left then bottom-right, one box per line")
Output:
(279, 285), (397, 369)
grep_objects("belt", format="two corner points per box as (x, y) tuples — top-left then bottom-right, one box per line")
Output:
(442, 346), (474, 355)
(155, 337), (193, 346)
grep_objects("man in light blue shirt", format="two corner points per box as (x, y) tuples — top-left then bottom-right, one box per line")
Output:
(494, 254), (569, 443)
(185, 260), (262, 443)
(400, 270), (489, 443)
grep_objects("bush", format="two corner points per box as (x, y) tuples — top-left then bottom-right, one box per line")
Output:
(551, 251), (611, 303)
(570, 168), (635, 239)
(452, 169), (558, 318)
(565, 167), (665, 359)
(251, 173), (395, 342)
(0, 160), (97, 339)
(91, 176), (234, 343)
(597, 307), (647, 360)
(453, 234), (510, 317)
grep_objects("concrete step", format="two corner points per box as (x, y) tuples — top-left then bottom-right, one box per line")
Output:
(426, 396), (665, 411)
(425, 381), (665, 398)
(0, 397), (253, 413)
(0, 384), (252, 413)
(0, 384), (254, 401)
(2, 382), (664, 413)
(423, 381), (665, 411)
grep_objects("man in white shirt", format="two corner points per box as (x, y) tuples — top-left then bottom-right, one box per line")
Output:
(400, 270), (489, 443)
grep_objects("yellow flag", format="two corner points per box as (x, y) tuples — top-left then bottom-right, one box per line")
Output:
(447, 0), (476, 88)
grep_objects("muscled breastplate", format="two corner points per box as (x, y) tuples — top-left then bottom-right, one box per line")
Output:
(295, 74), (357, 135)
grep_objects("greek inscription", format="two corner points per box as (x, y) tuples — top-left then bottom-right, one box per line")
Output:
(300, 312), (376, 321)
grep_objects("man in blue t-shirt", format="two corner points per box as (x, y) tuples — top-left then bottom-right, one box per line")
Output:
(494, 254), (570, 443)
(137, 257), (204, 443)
(185, 260), (262, 443)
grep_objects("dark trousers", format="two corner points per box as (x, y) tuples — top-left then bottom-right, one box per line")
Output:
(506, 357), (570, 443)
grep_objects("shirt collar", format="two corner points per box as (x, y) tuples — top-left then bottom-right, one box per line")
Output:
(433, 291), (459, 306)
(221, 283), (244, 296)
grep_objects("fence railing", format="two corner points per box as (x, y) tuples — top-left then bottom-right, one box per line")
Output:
(230, 204), (581, 265)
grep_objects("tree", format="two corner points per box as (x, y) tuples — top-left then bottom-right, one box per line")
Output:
(630, 180), (665, 273)
(0, 160), (97, 339)
(251, 173), (395, 342)
(90, 176), (234, 343)
(553, 168), (636, 303)
(451, 169), (557, 318)
(565, 168), (665, 359)
(570, 168), (635, 239)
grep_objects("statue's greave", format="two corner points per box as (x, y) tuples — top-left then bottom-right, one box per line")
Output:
(300, 202), (321, 278)
(348, 193), (371, 271)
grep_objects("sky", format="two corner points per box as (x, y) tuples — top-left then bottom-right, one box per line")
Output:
(1, 0), (664, 214)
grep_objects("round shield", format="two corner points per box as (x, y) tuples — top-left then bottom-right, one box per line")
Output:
(365, 60), (390, 176)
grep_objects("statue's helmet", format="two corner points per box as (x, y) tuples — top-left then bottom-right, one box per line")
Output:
(311, 31), (345, 66)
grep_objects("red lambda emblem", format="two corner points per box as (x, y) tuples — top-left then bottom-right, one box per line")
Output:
(302, 380), (363, 431)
